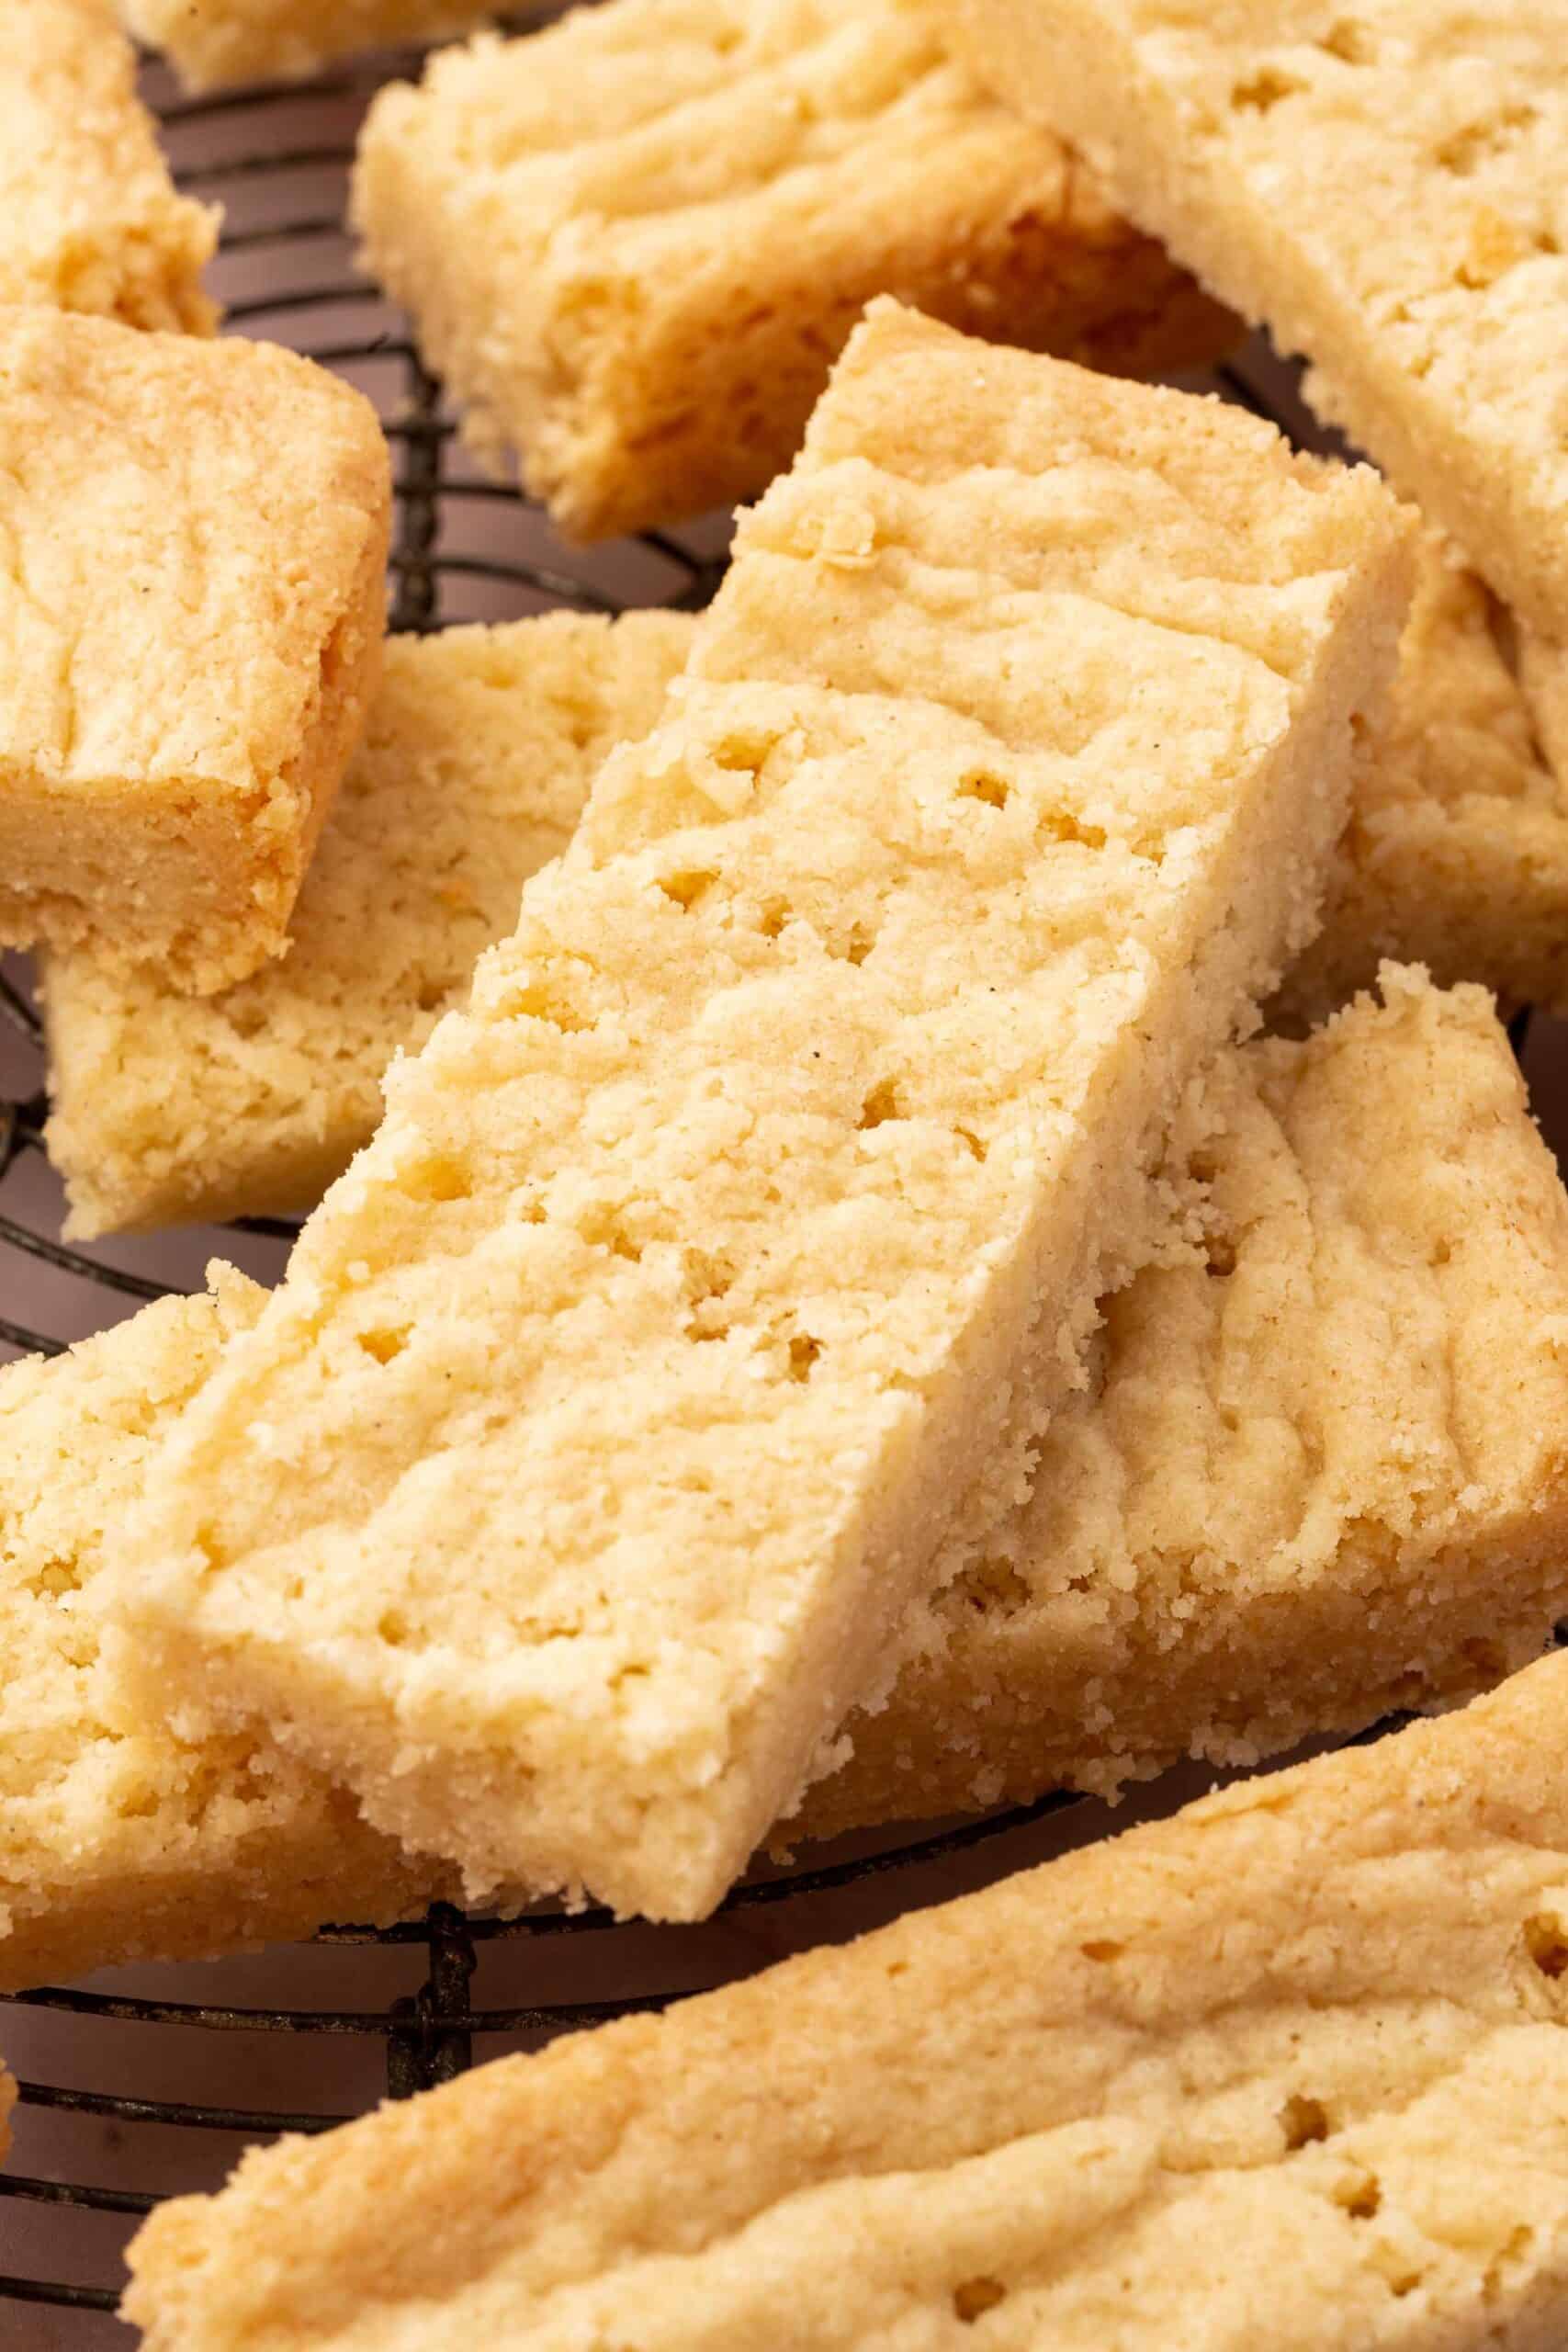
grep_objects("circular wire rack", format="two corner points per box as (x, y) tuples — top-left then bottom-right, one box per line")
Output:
(0, 26), (1552, 2339)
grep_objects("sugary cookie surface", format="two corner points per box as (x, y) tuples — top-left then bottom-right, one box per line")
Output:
(110, 304), (1407, 1922)
(352, 0), (1236, 537)
(952, 0), (1568, 637)
(124, 1655), (1568, 2351)
(0, 309), (389, 991)
(6, 0), (218, 330)
(41, 611), (692, 1235)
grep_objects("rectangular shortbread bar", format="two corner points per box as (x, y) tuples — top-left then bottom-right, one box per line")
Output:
(10, 0), (219, 331)
(1282, 529), (1568, 1022)
(0, 1272), (457, 1994)
(122, 0), (503, 90)
(14, 985), (1566, 1985)
(125, 1650), (1568, 2352)
(0, 307), (389, 993)
(950, 0), (1568, 639)
(351, 0), (1239, 540)
(111, 303), (1409, 1923)
(41, 610), (692, 1236)
(804, 967), (1568, 1838)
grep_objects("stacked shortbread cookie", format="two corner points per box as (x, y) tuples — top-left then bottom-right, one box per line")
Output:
(104, 303), (1409, 1921)
(8, 10), (1568, 2343)
(9, 967), (1568, 1994)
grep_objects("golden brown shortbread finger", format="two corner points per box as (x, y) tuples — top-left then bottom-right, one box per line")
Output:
(351, 0), (1238, 540)
(0, 308), (389, 993)
(125, 1653), (1568, 2351)
(7, 0), (219, 330)
(950, 0), (1568, 639)
(121, 0), (502, 89)
(0, 1274), (461, 1992)
(804, 967), (1568, 1837)
(41, 611), (692, 1235)
(111, 304), (1410, 1922)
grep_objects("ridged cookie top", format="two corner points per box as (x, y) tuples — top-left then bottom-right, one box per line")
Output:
(0, 308), (389, 794)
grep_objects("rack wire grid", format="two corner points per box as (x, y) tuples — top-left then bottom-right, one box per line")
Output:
(2, 26), (1564, 2343)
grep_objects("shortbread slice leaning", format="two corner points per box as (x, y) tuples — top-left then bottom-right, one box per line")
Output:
(951, 0), (1568, 639)
(805, 967), (1568, 1838)
(126, 1651), (1568, 2352)
(351, 0), (1238, 541)
(10, 0), (219, 331)
(0, 1272), (457, 1994)
(1281, 529), (1568, 1022)
(114, 303), (1410, 1922)
(41, 610), (692, 1236)
(16, 982), (1568, 1985)
(0, 308), (389, 993)
(123, 0), (504, 90)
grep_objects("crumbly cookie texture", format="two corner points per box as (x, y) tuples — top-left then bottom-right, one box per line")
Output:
(0, 309), (389, 994)
(17, 987), (1566, 1984)
(804, 967), (1568, 1838)
(8, 0), (219, 331)
(41, 611), (692, 1237)
(110, 303), (1409, 1924)
(0, 1272), (457, 1995)
(1282, 529), (1568, 1021)
(124, 1651), (1568, 2352)
(950, 0), (1568, 640)
(351, 0), (1239, 541)
(121, 0), (502, 90)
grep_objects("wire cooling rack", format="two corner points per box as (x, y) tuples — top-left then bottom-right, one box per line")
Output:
(1, 27), (1559, 2342)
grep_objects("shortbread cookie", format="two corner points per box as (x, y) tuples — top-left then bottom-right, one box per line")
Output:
(806, 968), (1568, 1837)
(1282, 531), (1568, 1020)
(951, 0), (1568, 639)
(18, 985), (1568, 1984)
(124, 1650), (1568, 2352)
(41, 610), (691, 1236)
(0, 309), (389, 993)
(122, 0), (502, 90)
(10, 0), (219, 331)
(0, 1272), (456, 1994)
(351, 0), (1239, 540)
(113, 304), (1409, 1922)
